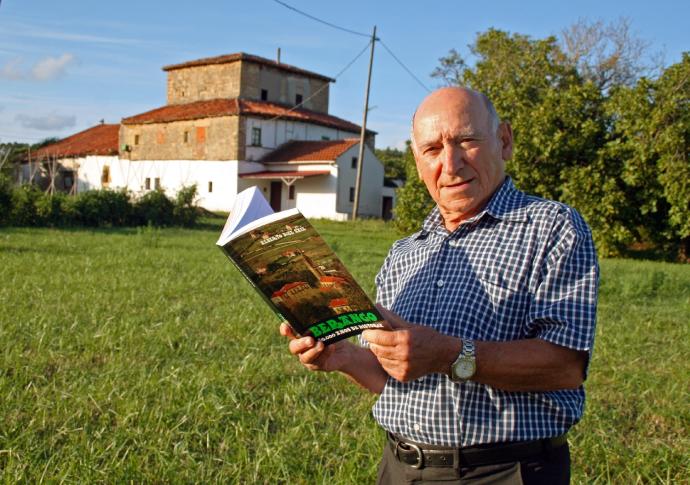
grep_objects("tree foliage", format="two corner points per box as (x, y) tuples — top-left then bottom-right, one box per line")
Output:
(375, 147), (407, 181)
(395, 24), (689, 260)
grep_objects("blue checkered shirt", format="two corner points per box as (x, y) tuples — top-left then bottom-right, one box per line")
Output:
(370, 177), (599, 446)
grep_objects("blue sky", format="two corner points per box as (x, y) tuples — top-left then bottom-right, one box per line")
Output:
(0, 0), (687, 149)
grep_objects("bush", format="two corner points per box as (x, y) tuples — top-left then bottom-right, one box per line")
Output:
(35, 192), (70, 227)
(133, 189), (175, 226)
(10, 184), (44, 226)
(392, 145), (434, 234)
(0, 174), (13, 225)
(72, 189), (132, 227)
(173, 184), (198, 227)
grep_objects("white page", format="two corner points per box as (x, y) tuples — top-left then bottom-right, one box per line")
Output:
(216, 186), (274, 246)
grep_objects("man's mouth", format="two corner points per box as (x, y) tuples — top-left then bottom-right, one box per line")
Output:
(444, 178), (474, 189)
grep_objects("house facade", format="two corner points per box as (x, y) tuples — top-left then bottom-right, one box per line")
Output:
(30, 53), (390, 219)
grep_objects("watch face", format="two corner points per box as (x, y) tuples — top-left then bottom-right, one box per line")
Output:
(455, 359), (475, 379)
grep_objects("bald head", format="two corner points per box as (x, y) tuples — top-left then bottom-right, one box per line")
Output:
(411, 87), (500, 152)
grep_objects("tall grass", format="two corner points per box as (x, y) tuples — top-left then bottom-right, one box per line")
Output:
(0, 221), (688, 483)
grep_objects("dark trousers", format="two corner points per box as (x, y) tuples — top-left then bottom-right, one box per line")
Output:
(376, 439), (570, 485)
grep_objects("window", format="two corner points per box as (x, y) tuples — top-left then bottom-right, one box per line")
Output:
(145, 177), (151, 190)
(154, 177), (161, 190)
(183, 131), (189, 143)
(196, 126), (206, 143)
(351, 156), (358, 169)
(288, 185), (295, 200)
(251, 127), (262, 146)
(349, 187), (355, 203)
(208, 181), (213, 193)
(261, 89), (268, 101)
(295, 94), (303, 105)
(134, 134), (140, 145)
(101, 166), (111, 186)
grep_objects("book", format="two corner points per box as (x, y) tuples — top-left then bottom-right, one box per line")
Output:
(216, 186), (386, 345)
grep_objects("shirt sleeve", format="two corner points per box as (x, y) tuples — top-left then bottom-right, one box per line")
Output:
(526, 207), (599, 357)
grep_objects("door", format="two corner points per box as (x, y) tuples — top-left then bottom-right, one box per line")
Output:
(382, 196), (393, 220)
(270, 181), (282, 212)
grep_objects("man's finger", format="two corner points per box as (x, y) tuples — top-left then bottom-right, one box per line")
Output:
(288, 336), (317, 356)
(368, 342), (400, 360)
(298, 341), (326, 365)
(362, 329), (399, 346)
(376, 304), (413, 329)
(280, 322), (296, 340)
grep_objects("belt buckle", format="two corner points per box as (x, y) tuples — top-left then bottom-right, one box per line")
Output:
(395, 440), (424, 469)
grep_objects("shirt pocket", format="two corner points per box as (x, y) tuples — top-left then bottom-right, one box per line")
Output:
(476, 264), (531, 341)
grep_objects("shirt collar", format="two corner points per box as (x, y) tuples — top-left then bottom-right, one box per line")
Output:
(417, 177), (528, 238)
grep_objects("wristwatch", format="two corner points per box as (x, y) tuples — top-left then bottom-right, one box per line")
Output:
(450, 339), (476, 382)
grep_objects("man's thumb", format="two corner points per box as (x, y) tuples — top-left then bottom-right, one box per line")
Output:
(376, 303), (412, 330)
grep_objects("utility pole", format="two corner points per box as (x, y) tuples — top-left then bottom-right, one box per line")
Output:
(352, 25), (376, 220)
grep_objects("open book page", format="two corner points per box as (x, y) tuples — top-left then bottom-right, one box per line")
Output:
(216, 186), (276, 246)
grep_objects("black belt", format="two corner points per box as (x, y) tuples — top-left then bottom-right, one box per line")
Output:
(388, 432), (568, 469)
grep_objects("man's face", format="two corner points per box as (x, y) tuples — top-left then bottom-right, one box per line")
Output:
(412, 88), (512, 230)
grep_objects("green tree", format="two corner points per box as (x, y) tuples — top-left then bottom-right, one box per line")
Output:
(375, 147), (407, 181)
(392, 142), (433, 234)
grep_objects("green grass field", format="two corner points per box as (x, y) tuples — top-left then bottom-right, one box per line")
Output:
(1, 220), (688, 483)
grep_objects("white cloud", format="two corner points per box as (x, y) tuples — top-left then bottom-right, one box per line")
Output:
(15, 112), (76, 131)
(0, 58), (24, 80)
(30, 53), (75, 81)
(0, 54), (76, 81)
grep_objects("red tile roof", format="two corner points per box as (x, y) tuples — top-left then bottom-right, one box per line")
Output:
(162, 52), (335, 82)
(259, 139), (359, 163)
(31, 124), (119, 159)
(121, 98), (368, 134)
(239, 170), (330, 179)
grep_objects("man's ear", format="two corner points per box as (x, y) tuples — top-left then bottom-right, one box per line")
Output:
(499, 122), (513, 161)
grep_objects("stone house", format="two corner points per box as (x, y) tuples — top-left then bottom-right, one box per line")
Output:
(30, 52), (389, 218)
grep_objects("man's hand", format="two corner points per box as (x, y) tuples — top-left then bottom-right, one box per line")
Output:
(362, 305), (461, 382)
(279, 322), (352, 373)
(279, 322), (390, 394)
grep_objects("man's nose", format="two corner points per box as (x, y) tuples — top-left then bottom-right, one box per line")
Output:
(441, 143), (464, 174)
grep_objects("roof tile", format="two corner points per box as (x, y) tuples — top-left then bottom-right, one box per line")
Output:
(121, 98), (369, 134)
(162, 52), (334, 82)
(260, 139), (359, 163)
(31, 124), (119, 158)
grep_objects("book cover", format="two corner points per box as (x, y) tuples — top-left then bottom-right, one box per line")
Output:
(217, 187), (385, 345)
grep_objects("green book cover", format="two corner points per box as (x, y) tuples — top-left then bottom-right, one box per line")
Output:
(217, 187), (385, 345)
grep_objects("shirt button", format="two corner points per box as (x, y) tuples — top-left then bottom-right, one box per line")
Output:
(436, 279), (444, 287)
(449, 239), (459, 247)
(413, 423), (421, 431)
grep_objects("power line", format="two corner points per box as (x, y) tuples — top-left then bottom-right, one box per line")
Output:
(271, 0), (370, 38)
(379, 40), (431, 93)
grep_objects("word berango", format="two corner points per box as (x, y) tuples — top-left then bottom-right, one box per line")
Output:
(309, 311), (380, 338)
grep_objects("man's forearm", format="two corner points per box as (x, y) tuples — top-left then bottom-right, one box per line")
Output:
(432, 335), (586, 392)
(472, 339), (587, 391)
(338, 343), (388, 394)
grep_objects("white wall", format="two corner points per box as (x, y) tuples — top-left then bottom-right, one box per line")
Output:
(74, 157), (240, 212)
(244, 116), (359, 161)
(335, 144), (384, 218)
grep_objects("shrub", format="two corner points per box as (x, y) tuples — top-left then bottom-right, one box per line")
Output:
(10, 184), (44, 226)
(72, 189), (132, 227)
(0, 174), (13, 226)
(35, 192), (70, 227)
(173, 184), (198, 227)
(133, 189), (175, 226)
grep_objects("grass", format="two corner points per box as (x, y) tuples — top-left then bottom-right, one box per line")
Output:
(0, 219), (688, 483)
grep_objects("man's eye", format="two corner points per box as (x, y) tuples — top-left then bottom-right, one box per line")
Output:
(424, 146), (440, 155)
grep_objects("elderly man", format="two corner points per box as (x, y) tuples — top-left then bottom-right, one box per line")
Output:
(280, 87), (598, 484)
